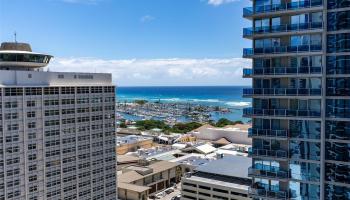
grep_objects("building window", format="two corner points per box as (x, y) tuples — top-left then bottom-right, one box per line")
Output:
(27, 111), (36, 118)
(29, 175), (37, 182)
(25, 87), (42, 95)
(28, 122), (36, 129)
(5, 88), (23, 96)
(5, 101), (18, 108)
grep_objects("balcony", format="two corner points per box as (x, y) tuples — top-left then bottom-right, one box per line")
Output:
(243, 22), (323, 38)
(249, 187), (295, 200)
(248, 148), (288, 159)
(248, 128), (288, 139)
(243, 0), (323, 18)
(242, 66), (322, 77)
(243, 108), (321, 118)
(243, 45), (322, 58)
(327, 88), (350, 96)
(243, 88), (322, 97)
(248, 164), (290, 179)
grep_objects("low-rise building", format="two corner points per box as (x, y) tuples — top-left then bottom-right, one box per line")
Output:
(118, 161), (183, 200)
(117, 135), (153, 155)
(181, 155), (252, 200)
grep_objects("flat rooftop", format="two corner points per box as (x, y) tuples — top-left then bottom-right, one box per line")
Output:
(196, 155), (252, 179)
(117, 135), (153, 146)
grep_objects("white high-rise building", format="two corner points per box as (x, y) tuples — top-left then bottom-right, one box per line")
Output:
(0, 42), (116, 200)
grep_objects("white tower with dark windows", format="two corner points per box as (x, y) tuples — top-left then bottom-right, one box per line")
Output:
(0, 42), (116, 200)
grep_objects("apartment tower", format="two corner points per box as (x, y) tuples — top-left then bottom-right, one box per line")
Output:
(242, 0), (350, 199)
(0, 42), (116, 200)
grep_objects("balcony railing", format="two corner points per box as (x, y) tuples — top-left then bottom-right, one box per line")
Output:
(243, 45), (322, 57)
(327, 88), (350, 96)
(248, 148), (288, 159)
(243, 88), (322, 96)
(249, 187), (295, 200)
(242, 66), (322, 77)
(248, 128), (288, 138)
(249, 165), (290, 179)
(243, 22), (323, 37)
(243, 0), (323, 17)
(243, 108), (321, 118)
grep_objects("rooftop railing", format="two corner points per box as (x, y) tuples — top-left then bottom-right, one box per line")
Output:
(243, 44), (322, 57)
(243, 88), (322, 96)
(243, 108), (321, 118)
(243, 0), (323, 17)
(242, 66), (322, 77)
(243, 22), (323, 37)
(248, 128), (288, 138)
(327, 88), (350, 96)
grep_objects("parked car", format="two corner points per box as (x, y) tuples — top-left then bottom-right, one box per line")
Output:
(171, 195), (181, 200)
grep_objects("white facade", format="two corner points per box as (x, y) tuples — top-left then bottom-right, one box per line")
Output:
(0, 43), (116, 200)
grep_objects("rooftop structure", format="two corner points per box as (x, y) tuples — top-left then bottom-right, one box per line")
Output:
(191, 124), (252, 145)
(181, 143), (217, 155)
(0, 42), (52, 70)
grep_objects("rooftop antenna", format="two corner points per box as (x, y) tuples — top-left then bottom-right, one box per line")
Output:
(14, 31), (17, 43)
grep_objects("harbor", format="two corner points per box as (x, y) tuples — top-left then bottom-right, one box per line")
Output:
(116, 100), (239, 124)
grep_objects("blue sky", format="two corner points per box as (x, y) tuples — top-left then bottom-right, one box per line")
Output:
(0, 0), (252, 86)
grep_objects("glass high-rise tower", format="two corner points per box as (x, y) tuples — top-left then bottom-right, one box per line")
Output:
(242, 0), (350, 199)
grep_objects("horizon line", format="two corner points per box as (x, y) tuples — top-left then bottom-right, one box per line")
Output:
(117, 85), (251, 87)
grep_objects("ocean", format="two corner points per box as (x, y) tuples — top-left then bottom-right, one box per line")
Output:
(116, 86), (251, 122)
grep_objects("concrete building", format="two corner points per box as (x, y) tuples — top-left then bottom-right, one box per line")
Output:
(242, 0), (350, 199)
(191, 124), (252, 145)
(181, 155), (252, 200)
(117, 135), (153, 155)
(118, 160), (182, 200)
(0, 42), (116, 200)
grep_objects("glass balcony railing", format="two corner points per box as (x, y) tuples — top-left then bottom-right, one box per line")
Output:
(243, 0), (323, 17)
(327, 88), (350, 96)
(243, 45), (322, 57)
(243, 68), (253, 77)
(243, 88), (322, 96)
(249, 164), (290, 179)
(248, 148), (288, 159)
(243, 22), (323, 37)
(248, 128), (288, 138)
(243, 66), (322, 76)
(249, 187), (295, 200)
(243, 108), (321, 118)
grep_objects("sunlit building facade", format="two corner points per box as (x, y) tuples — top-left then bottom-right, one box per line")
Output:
(0, 42), (116, 200)
(242, 0), (350, 199)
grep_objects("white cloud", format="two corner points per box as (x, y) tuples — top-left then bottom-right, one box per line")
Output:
(207, 0), (238, 6)
(48, 57), (251, 86)
(140, 15), (155, 23)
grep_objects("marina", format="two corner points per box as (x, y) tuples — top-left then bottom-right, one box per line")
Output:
(116, 101), (239, 124)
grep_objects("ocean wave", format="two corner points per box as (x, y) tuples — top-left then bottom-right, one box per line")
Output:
(151, 98), (181, 102)
(225, 101), (251, 107)
(188, 99), (220, 103)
